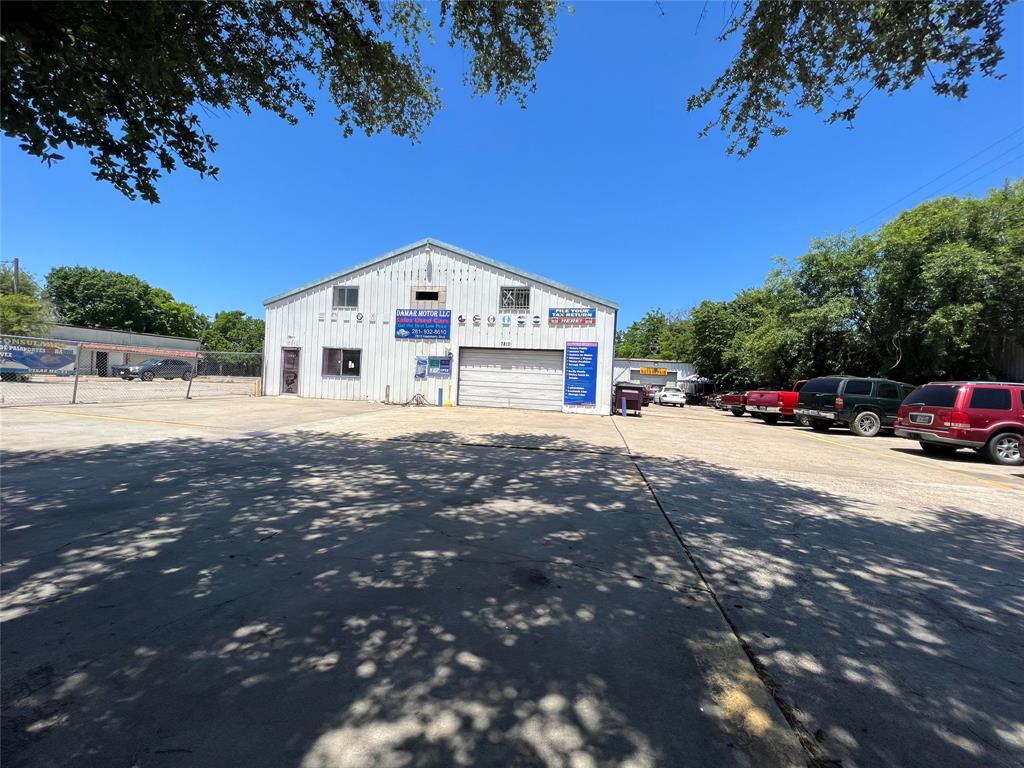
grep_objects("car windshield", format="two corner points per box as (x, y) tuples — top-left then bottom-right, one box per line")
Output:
(903, 385), (959, 407)
(138, 358), (162, 366)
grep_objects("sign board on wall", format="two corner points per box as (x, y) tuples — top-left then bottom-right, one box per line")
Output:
(549, 307), (597, 326)
(415, 356), (451, 378)
(394, 309), (451, 340)
(564, 342), (598, 406)
(428, 356), (452, 378)
(639, 367), (669, 376)
(0, 337), (78, 375)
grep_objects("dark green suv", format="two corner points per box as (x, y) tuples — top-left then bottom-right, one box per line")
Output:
(795, 376), (916, 436)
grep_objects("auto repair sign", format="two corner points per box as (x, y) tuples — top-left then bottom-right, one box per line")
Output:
(394, 309), (451, 340)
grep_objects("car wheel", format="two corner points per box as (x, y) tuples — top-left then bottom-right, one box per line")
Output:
(795, 414), (812, 428)
(811, 419), (832, 432)
(920, 442), (957, 456)
(986, 432), (1023, 466)
(850, 411), (881, 437)
(763, 414), (780, 425)
(182, 370), (192, 381)
(141, 371), (155, 382)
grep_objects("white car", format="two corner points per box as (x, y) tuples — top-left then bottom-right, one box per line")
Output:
(656, 386), (686, 407)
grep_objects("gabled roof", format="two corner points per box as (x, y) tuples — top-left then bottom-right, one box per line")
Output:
(263, 237), (619, 309)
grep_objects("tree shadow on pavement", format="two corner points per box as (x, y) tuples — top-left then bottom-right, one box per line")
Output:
(638, 456), (1024, 768)
(1, 431), (777, 768)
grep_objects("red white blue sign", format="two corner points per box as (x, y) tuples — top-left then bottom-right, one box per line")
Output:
(395, 309), (451, 340)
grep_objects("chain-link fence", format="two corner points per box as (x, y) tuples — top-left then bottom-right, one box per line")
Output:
(1, 335), (263, 408)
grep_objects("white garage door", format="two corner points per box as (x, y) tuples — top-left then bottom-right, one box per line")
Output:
(458, 348), (564, 411)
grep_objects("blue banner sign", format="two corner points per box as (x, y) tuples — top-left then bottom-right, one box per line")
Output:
(549, 307), (597, 326)
(564, 341), (598, 406)
(0, 337), (77, 375)
(395, 309), (451, 340)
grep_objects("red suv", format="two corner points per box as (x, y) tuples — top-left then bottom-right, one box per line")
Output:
(894, 381), (1024, 466)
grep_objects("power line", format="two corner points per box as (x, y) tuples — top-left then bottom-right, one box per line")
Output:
(853, 126), (1024, 227)
(947, 155), (1024, 198)
(920, 141), (1023, 196)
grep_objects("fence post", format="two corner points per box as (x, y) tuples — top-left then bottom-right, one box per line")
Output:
(185, 354), (198, 399)
(70, 344), (83, 404)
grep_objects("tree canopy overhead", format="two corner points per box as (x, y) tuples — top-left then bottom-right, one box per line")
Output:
(688, 0), (1010, 155)
(1, 0), (558, 202)
(2, 2), (1012, 201)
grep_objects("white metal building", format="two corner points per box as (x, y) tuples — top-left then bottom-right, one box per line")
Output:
(613, 358), (696, 387)
(263, 239), (618, 414)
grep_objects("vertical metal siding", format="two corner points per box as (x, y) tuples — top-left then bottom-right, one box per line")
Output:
(264, 244), (616, 413)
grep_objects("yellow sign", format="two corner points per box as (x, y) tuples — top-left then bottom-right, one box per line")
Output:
(639, 367), (669, 376)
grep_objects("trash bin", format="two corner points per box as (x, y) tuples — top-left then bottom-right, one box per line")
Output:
(613, 383), (644, 416)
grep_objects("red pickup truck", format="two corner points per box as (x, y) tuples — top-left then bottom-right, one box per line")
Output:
(719, 391), (748, 416)
(745, 380), (809, 425)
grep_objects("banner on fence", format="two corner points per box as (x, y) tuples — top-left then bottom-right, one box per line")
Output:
(0, 336), (78, 375)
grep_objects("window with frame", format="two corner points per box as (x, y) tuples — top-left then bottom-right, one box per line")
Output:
(844, 379), (873, 396)
(332, 286), (359, 309)
(969, 387), (1011, 410)
(877, 382), (899, 399)
(500, 286), (530, 311)
(322, 347), (361, 377)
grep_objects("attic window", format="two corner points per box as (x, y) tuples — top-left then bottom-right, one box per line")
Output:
(500, 286), (530, 311)
(333, 286), (359, 309)
(415, 290), (440, 301)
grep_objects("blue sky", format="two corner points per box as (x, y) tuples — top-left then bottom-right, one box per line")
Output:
(3, 2), (1023, 327)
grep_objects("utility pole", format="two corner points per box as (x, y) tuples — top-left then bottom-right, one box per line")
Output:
(12, 258), (20, 293)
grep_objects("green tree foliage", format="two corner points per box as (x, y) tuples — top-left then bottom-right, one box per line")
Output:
(45, 266), (208, 337)
(201, 311), (265, 354)
(615, 309), (668, 359)
(1, 1), (559, 202)
(689, 1), (1010, 156)
(872, 183), (1024, 380)
(0, 264), (50, 335)
(619, 181), (1024, 387)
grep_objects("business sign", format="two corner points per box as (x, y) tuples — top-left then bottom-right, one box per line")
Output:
(564, 342), (598, 406)
(428, 356), (452, 378)
(639, 367), (669, 376)
(415, 356), (428, 379)
(394, 309), (451, 340)
(0, 337), (78, 375)
(549, 307), (597, 326)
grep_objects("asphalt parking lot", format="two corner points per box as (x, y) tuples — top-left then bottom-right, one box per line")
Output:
(1, 399), (1021, 768)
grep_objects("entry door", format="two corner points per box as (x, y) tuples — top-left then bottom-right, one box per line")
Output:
(95, 351), (108, 377)
(281, 348), (299, 394)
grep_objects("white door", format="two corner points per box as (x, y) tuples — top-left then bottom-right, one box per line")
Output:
(458, 348), (565, 411)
